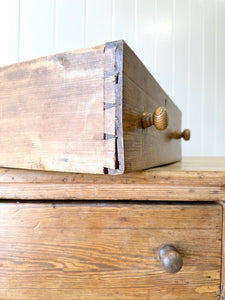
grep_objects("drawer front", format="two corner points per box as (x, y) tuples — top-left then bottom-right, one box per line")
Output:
(0, 202), (222, 299)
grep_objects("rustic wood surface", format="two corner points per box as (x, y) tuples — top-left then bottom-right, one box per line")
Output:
(122, 42), (182, 172)
(0, 43), (121, 174)
(0, 157), (224, 201)
(0, 40), (186, 175)
(0, 202), (222, 299)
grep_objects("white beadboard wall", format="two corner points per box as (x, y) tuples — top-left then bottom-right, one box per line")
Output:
(0, 0), (224, 156)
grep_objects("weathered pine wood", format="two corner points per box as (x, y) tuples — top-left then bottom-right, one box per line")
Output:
(122, 41), (182, 172)
(0, 43), (119, 174)
(0, 202), (222, 299)
(0, 157), (224, 201)
(0, 40), (185, 175)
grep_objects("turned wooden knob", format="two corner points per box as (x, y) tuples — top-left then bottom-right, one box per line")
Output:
(157, 244), (183, 274)
(142, 107), (168, 131)
(172, 129), (191, 141)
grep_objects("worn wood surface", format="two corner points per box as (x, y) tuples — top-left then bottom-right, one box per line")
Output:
(0, 43), (121, 174)
(0, 157), (224, 201)
(122, 41), (182, 172)
(0, 202), (222, 299)
(0, 40), (186, 175)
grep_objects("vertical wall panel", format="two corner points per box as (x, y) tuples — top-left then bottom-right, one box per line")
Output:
(135, 0), (155, 76)
(215, 0), (225, 155)
(112, 0), (135, 49)
(86, 0), (112, 47)
(55, 0), (85, 52)
(202, 0), (216, 155)
(0, 0), (19, 67)
(155, 0), (173, 97)
(19, 0), (55, 61)
(187, 0), (203, 155)
(173, 0), (189, 155)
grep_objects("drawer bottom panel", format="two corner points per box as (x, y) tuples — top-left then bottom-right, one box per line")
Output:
(0, 202), (222, 299)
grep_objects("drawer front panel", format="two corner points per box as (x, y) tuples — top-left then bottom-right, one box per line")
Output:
(0, 202), (222, 299)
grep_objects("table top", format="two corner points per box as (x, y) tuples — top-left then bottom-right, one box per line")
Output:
(0, 157), (224, 201)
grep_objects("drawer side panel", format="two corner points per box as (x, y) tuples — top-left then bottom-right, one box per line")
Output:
(0, 45), (106, 174)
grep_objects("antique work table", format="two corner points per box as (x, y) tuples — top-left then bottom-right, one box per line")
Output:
(0, 157), (224, 299)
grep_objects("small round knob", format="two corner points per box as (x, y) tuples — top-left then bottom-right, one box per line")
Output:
(171, 129), (191, 141)
(182, 129), (191, 140)
(142, 107), (168, 131)
(157, 244), (183, 274)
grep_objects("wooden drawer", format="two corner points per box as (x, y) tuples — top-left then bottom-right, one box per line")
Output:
(0, 40), (186, 175)
(0, 202), (222, 299)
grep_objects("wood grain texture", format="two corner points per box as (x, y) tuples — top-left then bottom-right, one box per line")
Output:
(0, 44), (108, 174)
(122, 41), (182, 172)
(0, 42), (123, 174)
(0, 157), (224, 201)
(0, 202), (222, 299)
(0, 40), (185, 175)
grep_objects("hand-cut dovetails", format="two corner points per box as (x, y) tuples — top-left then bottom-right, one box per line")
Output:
(104, 103), (116, 110)
(142, 107), (168, 131)
(104, 133), (115, 140)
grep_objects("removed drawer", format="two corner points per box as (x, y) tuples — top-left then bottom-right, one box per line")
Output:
(0, 41), (190, 174)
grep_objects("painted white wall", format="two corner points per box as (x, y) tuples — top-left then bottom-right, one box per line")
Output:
(0, 0), (224, 156)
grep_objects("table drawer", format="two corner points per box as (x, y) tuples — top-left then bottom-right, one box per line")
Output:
(0, 202), (222, 299)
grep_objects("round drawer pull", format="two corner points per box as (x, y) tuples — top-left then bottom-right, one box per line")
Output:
(171, 129), (191, 141)
(157, 244), (183, 274)
(142, 107), (168, 131)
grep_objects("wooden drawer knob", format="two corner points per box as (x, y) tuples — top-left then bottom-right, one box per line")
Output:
(171, 129), (191, 141)
(157, 244), (183, 274)
(142, 107), (168, 131)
